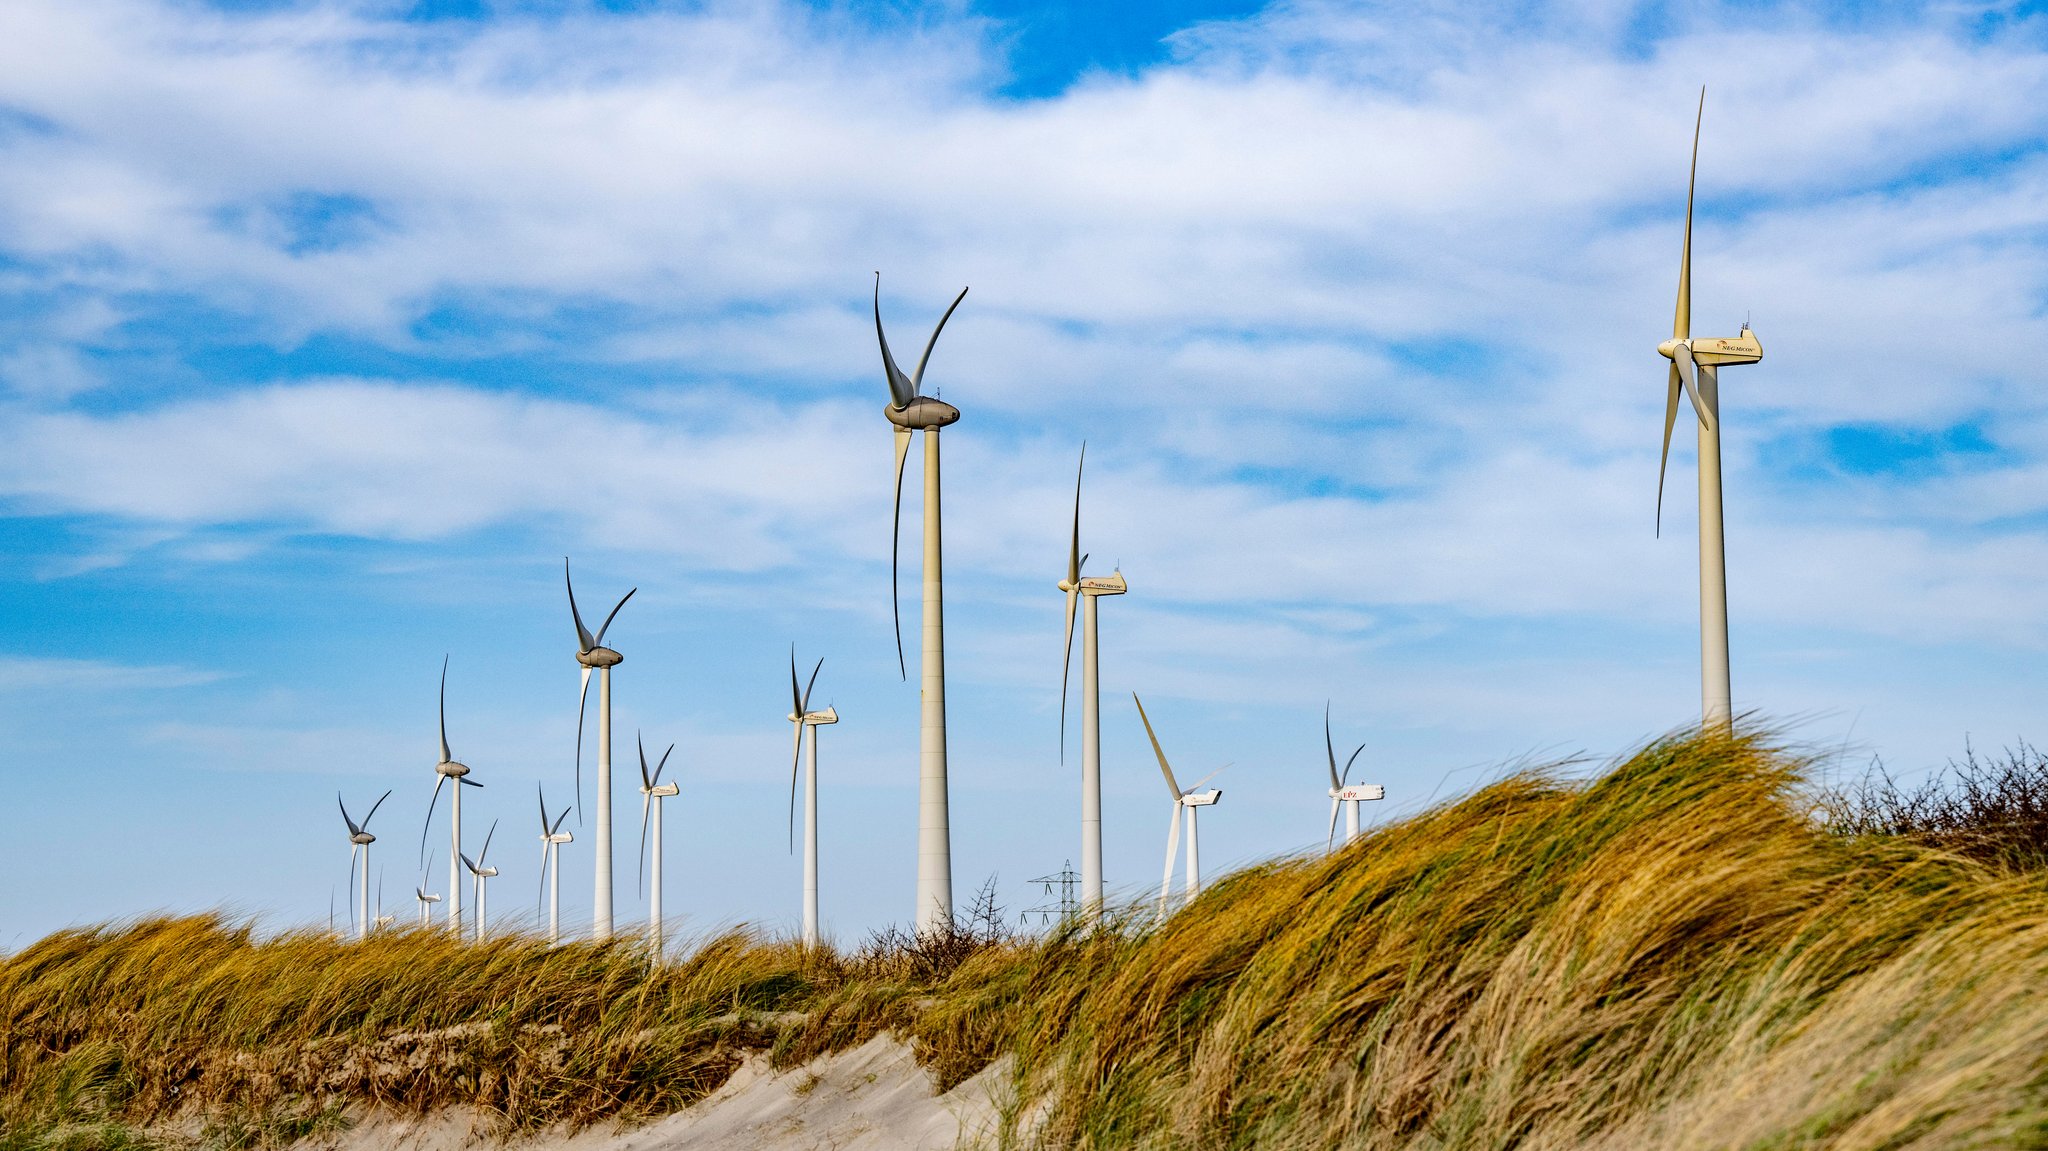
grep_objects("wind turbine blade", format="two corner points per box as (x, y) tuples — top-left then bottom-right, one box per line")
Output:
(890, 424), (912, 680)
(874, 273), (916, 408)
(1657, 366), (1681, 537)
(787, 718), (802, 855)
(910, 286), (970, 395)
(1160, 803), (1182, 914)
(1132, 694), (1182, 799)
(802, 658), (823, 715)
(638, 731), (652, 790)
(638, 791), (652, 897)
(566, 559), (595, 652)
(593, 588), (636, 648)
(1324, 704), (1340, 790)
(551, 807), (570, 835)
(1186, 765), (1226, 792)
(460, 777), (483, 788)
(438, 655), (453, 765)
(419, 775), (447, 866)
(338, 793), (360, 838)
(574, 665), (592, 821)
(363, 789), (391, 830)
(1060, 445), (1083, 762)
(1343, 743), (1366, 788)
(348, 845), (360, 930)
(537, 783), (548, 833)
(656, 743), (674, 786)
(477, 820), (497, 867)
(1676, 87), (1702, 343)
(1674, 344), (1713, 431)
(538, 843), (549, 917)
(461, 852), (478, 876)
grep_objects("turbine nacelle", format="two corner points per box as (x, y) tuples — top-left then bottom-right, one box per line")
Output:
(1657, 331), (1762, 367)
(436, 759), (471, 778)
(349, 831), (376, 846)
(1179, 788), (1222, 807)
(642, 781), (679, 798)
(544, 831), (574, 845)
(789, 706), (840, 727)
(1079, 572), (1128, 597)
(576, 646), (623, 669)
(884, 396), (961, 429)
(1330, 784), (1385, 802)
(416, 889), (441, 904)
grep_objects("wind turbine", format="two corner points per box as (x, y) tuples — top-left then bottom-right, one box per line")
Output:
(567, 560), (636, 941)
(876, 274), (970, 935)
(536, 785), (572, 944)
(1057, 444), (1127, 919)
(786, 650), (838, 948)
(415, 873), (441, 928)
(338, 789), (391, 943)
(420, 657), (482, 938)
(460, 820), (499, 943)
(1132, 695), (1223, 916)
(1323, 706), (1384, 849)
(1654, 89), (1762, 732)
(636, 734), (679, 961)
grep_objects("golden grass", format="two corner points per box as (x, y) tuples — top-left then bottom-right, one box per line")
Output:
(7, 729), (2048, 1149)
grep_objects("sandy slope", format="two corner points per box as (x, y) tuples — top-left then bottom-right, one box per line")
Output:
(306, 1036), (1007, 1151)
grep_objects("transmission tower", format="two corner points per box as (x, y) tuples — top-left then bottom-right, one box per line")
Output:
(1022, 860), (1081, 926)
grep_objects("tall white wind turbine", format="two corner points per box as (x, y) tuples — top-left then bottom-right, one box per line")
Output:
(567, 560), (636, 941)
(460, 820), (499, 943)
(786, 650), (838, 948)
(415, 871), (441, 928)
(1132, 695), (1222, 916)
(338, 789), (391, 943)
(876, 274), (969, 935)
(536, 785), (572, 944)
(420, 657), (483, 938)
(1654, 89), (1763, 732)
(1057, 444), (1127, 920)
(636, 735), (679, 961)
(1322, 706), (1384, 850)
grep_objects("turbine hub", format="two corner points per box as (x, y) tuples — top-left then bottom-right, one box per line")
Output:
(436, 759), (469, 777)
(351, 832), (376, 845)
(885, 396), (960, 429)
(578, 647), (623, 668)
(1656, 337), (1687, 361)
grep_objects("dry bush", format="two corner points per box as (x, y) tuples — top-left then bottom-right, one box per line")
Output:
(1821, 741), (2048, 871)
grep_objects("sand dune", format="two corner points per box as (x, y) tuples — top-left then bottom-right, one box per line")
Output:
(306, 1036), (1007, 1151)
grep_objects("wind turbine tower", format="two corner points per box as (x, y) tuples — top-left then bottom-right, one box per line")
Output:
(875, 274), (969, 934)
(536, 785), (572, 944)
(786, 650), (838, 948)
(421, 657), (482, 938)
(338, 789), (390, 943)
(1654, 90), (1763, 732)
(460, 821), (499, 942)
(636, 735), (678, 961)
(567, 560), (636, 941)
(1057, 444), (1127, 919)
(1132, 695), (1224, 915)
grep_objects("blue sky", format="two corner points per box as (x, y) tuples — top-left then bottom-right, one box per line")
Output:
(4, 0), (2048, 949)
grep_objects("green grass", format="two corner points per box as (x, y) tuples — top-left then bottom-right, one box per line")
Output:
(7, 729), (2048, 1148)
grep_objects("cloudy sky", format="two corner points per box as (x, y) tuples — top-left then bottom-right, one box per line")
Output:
(3, 0), (2046, 948)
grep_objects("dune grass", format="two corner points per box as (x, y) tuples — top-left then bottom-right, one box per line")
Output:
(6, 728), (2048, 1149)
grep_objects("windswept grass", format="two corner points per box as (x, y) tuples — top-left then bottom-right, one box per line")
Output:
(8, 729), (2048, 1149)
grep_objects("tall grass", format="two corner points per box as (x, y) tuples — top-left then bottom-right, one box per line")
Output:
(8, 729), (2048, 1148)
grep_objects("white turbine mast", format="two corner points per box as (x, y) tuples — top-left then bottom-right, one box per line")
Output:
(786, 649), (838, 948)
(876, 274), (969, 935)
(1653, 88), (1762, 732)
(1132, 694), (1223, 917)
(567, 559), (636, 942)
(1057, 443), (1127, 921)
(420, 657), (483, 939)
(460, 820), (499, 943)
(536, 784), (572, 944)
(1323, 705), (1384, 850)
(636, 734), (679, 962)
(338, 789), (390, 943)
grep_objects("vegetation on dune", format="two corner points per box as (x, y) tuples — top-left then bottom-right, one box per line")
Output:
(8, 729), (2048, 1149)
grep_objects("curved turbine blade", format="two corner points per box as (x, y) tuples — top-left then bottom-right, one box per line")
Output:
(801, 658), (823, 716)
(1324, 704), (1340, 790)
(537, 782), (549, 833)
(788, 646), (804, 852)
(438, 655), (452, 765)
(1674, 344), (1713, 432)
(1657, 364), (1681, 538)
(566, 559), (595, 653)
(574, 665), (592, 822)
(362, 789), (391, 830)
(638, 789), (652, 898)
(419, 775), (447, 866)
(910, 286), (970, 395)
(537, 842), (549, 917)
(875, 273), (916, 409)
(656, 743), (674, 786)
(1676, 88), (1703, 343)
(1343, 743), (1367, 788)
(1186, 765), (1226, 792)
(1159, 802), (1182, 915)
(1327, 797), (1341, 851)
(889, 424), (912, 680)
(550, 806), (570, 835)
(593, 588), (636, 648)
(460, 777), (483, 788)
(461, 852), (478, 877)
(338, 793), (360, 838)
(348, 845), (360, 931)
(477, 820), (497, 867)
(1132, 694), (1182, 799)
(637, 731), (652, 790)
(1059, 444), (1084, 763)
